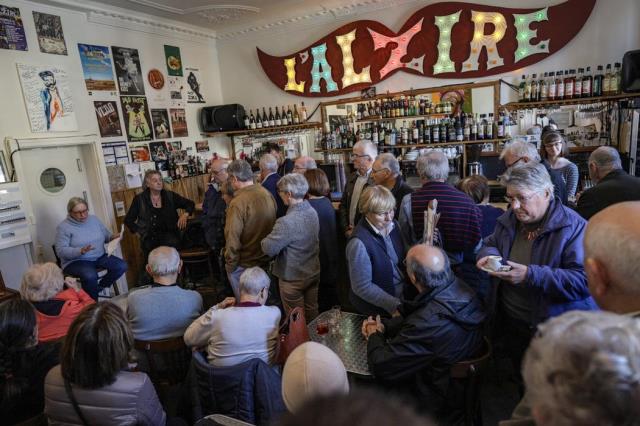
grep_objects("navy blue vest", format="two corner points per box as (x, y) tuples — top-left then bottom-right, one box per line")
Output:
(350, 218), (405, 298)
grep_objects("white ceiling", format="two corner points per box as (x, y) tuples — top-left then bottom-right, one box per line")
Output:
(32, 0), (411, 36)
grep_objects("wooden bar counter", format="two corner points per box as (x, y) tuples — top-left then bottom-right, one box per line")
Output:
(111, 174), (210, 287)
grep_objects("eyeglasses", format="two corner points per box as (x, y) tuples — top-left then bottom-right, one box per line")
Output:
(371, 168), (389, 175)
(504, 193), (538, 205)
(293, 166), (306, 171)
(71, 209), (88, 215)
(505, 157), (524, 168)
(211, 169), (227, 175)
(350, 153), (371, 161)
(373, 210), (394, 218)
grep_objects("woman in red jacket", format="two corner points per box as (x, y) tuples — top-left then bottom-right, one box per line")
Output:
(20, 262), (94, 342)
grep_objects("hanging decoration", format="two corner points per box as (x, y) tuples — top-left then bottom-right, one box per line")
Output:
(257, 0), (596, 97)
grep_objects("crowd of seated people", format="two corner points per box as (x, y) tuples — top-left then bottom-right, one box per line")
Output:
(7, 135), (640, 425)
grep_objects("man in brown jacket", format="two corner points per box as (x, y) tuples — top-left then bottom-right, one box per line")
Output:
(224, 159), (277, 298)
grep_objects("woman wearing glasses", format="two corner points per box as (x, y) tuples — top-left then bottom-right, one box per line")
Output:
(476, 162), (596, 382)
(55, 197), (127, 300)
(540, 131), (579, 198)
(346, 185), (406, 318)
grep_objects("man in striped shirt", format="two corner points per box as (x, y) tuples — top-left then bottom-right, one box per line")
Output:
(398, 151), (482, 261)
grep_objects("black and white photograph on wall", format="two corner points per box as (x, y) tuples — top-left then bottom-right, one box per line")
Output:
(185, 67), (205, 103)
(168, 76), (185, 108)
(112, 46), (145, 95)
(151, 109), (171, 139)
(360, 86), (376, 99)
(149, 141), (169, 161)
(0, 5), (27, 51)
(120, 96), (152, 142)
(195, 140), (209, 152)
(169, 108), (188, 137)
(32, 11), (66, 55)
(17, 63), (77, 132)
(167, 140), (182, 151)
(94, 101), (122, 138)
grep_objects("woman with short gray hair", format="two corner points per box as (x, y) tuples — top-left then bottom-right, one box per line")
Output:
(262, 173), (320, 320)
(346, 185), (406, 317)
(477, 162), (596, 380)
(524, 311), (640, 426)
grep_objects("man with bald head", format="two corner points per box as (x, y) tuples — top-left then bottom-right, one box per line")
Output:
(577, 146), (640, 219)
(293, 156), (317, 174)
(362, 244), (485, 419)
(584, 201), (640, 313)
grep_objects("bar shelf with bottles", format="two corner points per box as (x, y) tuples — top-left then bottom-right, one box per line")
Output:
(504, 62), (640, 110)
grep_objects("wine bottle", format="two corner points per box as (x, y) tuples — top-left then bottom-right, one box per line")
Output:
(287, 105), (293, 124)
(256, 108), (263, 129)
(293, 104), (300, 124)
(249, 109), (256, 130)
(281, 106), (288, 126)
(268, 107), (275, 127)
(274, 107), (282, 127)
(300, 102), (307, 121)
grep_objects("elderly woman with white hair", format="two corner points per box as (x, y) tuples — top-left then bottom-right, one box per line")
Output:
(347, 185), (406, 318)
(477, 162), (596, 378)
(20, 262), (94, 342)
(184, 266), (281, 367)
(262, 173), (320, 320)
(55, 197), (127, 300)
(523, 311), (640, 426)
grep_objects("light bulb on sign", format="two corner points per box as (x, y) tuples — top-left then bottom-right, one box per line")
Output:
(283, 56), (305, 93)
(433, 10), (461, 75)
(514, 8), (550, 63)
(309, 42), (338, 93)
(462, 10), (507, 71)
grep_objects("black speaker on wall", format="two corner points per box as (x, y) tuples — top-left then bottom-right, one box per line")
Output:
(200, 104), (246, 132)
(622, 49), (640, 93)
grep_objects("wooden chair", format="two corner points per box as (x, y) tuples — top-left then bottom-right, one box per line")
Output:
(134, 336), (192, 388)
(450, 336), (493, 426)
(179, 247), (215, 289)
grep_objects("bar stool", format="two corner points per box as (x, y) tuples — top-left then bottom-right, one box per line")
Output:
(179, 246), (215, 289)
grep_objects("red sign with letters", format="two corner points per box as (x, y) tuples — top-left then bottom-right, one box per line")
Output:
(257, 0), (596, 97)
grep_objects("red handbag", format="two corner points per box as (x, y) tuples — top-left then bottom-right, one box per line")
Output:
(276, 307), (310, 365)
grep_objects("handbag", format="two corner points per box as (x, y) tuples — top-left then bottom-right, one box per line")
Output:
(276, 307), (310, 365)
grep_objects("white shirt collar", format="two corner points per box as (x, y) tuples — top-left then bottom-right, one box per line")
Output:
(365, 217), (394, 236)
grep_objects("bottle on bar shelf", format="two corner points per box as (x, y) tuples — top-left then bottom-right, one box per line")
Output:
(593, 65), (604, 96)
(604, 64), (613, 95)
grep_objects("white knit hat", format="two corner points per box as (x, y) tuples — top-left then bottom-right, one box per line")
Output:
(281, 341), (350, 413)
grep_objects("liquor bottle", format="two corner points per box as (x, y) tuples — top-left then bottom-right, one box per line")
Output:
(255, 108), (263, 129)
(463, 116), (471, 141)
(548, 71), (556, 100)
(486, 113), (494, 140)
(540, 72), (548, 101)
(446, 119), (455, 142)
(249, 109), (256, 130)
(518, 75), (527, 102)
(274, 107), (282, 126)
(537, 73), (545, 100)
(417, 122), (424, 144)
(423, 121), (431, 143)
(389, 124), (397, 146)
(582, 66), (593, 97)
(564, 70), (574, 99)
(497, 112), (505, 138)
(243, 111), (250, 128)
(613, 62), (622, 95)
(401, 120), (409, 144)
(372, 124), (379, 145)
(593, 65), (604, 96)
(293, 104), (300, 124)
(412, 121), (419, 144)
(470, 115), (478, 141)
(287, 105), (294, 124)
(439, 119), (447, 142)
(455, 116), (463, 141)
(477, 114), (485, 140)
(432, 119), (440, 143)
(530, 74), (538, 102)
(556, 71), (565, 100)
(364, 123), (372, 141)
(300, 102), (307, 122)
(604, 64), (613, 95)
(575, 68), (584, 98)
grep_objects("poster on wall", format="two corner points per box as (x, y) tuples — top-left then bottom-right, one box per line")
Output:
(167, 140), (182, 151)
(16, 63), (77, 132)
(169, 108), (188, 137)
(164, 45), (183, 76)
(195, 140), (210, 152)
(102, 141), (128, 166)
(151, 109), (171, 139)
(185, 67), (205, 103)
(77, 44), (116, 92)
(112, 46), (145, 96)
(120, 96), (152, 142)
(94, 101), (122, 138)
(168, 76), (185, 108)
(149, 141), (169, 161)
(0, 5), (27, 51)
(130, 144), (151, 163)
(33, 12), (67, 55)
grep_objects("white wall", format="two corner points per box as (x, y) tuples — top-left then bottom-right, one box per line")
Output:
(216, 0), (640, 116)
(0, 0), (227, 158)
